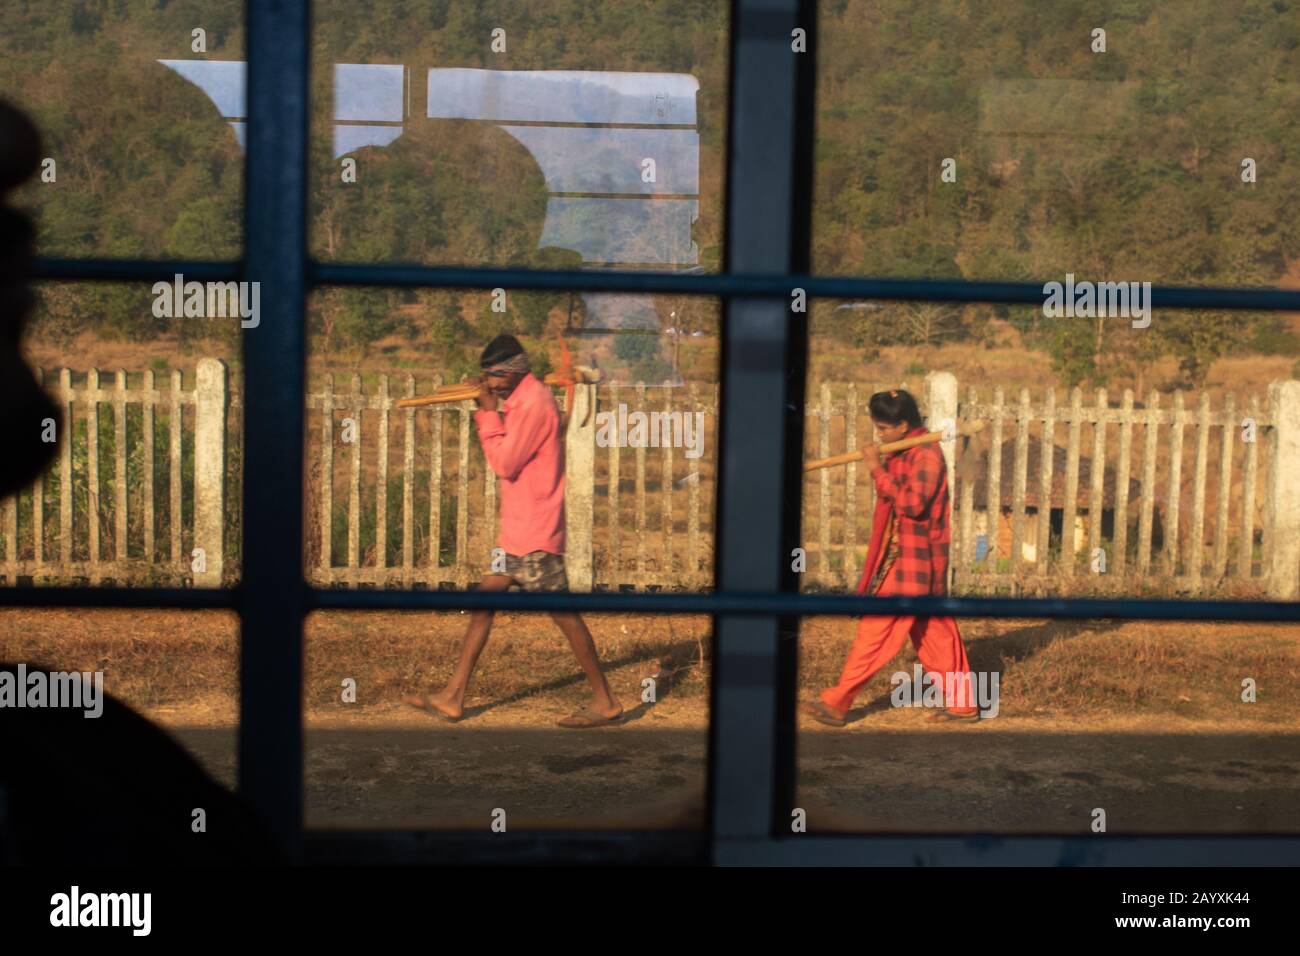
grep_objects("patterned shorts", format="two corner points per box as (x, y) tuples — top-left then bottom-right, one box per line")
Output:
(501, 550), (569, 592)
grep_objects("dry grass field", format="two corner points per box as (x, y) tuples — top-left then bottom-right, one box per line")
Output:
(3, 607), (1296, 832)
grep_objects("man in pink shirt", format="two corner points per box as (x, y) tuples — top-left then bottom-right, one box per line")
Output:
(404, 335), (624, 728)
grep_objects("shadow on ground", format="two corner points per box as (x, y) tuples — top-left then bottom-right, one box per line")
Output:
(164, 718), (1300, 834)
(839, 619), (1122, 724)
(796, 727), (1300, 833)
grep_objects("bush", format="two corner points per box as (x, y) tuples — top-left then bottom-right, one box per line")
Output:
(614, 333), (673, 382)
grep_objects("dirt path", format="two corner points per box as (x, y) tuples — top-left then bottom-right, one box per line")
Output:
(159, 698), (1300, 833)
(10, 607), (1295, 832)
(796, 717), (1300, 833)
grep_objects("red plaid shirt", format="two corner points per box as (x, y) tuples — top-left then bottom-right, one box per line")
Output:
(855, 427), (951, 597)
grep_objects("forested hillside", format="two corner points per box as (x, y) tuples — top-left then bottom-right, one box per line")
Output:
(2, 0), (1296, 387)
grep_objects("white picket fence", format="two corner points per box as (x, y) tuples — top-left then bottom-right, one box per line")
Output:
(0, 361), (229, 586)
(803, 374), (1300, 598)
(304, 374), (718, 591)
(3, 361), (1298, 599)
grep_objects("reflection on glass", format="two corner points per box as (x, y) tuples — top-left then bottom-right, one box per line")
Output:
(157, 58), (247, 147)
(310, 3), (727, 276)
(2, 4), (244, 258)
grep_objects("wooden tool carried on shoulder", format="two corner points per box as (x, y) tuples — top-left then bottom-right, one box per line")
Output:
(394, 366), (603, 409)
(803, 419), (986, 473)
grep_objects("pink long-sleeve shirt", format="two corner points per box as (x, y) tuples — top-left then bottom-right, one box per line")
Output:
(473, 372), (566, 556)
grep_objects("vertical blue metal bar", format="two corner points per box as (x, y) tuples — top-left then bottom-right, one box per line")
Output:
(240, 0), (310, 859)
(709, 0), (812, 861)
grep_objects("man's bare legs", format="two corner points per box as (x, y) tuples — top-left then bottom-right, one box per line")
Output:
(550, 611), (622, 718)
(405, 573), (513, 719)
(406, 574), (621, 721)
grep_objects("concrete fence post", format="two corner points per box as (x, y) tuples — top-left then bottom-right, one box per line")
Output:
(925, 371), (959, 593)
(565, 382), (597, 591)
(925, 371), (959, 475)
(194, 358), (228, 587)
(1266, 379), (1300, 599)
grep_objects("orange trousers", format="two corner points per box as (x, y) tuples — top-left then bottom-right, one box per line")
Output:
(820, 574), (979, 715)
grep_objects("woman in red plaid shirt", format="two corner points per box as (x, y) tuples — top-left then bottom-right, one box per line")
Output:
(802, 389), (980, 727)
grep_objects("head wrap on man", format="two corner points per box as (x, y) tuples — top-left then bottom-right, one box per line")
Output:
(480, 333), (530, 374)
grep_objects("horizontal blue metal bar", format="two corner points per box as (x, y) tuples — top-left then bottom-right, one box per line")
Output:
(0, 586), (237, 609)
(716, 835), (1300, 867)
(311, 588), (1300, 621)
(305, 829), (1300, 866)
(315, 264), (1300, 310)
(33, 257), (241, 283)
(0, 585), (1297, 622)
(305, 830), (706, 866)
(33, 256), (1300, 310)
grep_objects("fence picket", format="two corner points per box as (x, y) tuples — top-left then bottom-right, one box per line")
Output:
(608, 383), (621, 581)
(2, 471), (14, 575)
(819, 383), (831, 581)
(319, 374), (334, 572)
(844, 383), (858, 588)
(1138, 390), (1159, 575)
(88, 369), (101, 577)
(663, 381), (675, 581)
(32, 370), (44, 566)
(1061, 387), (1082, 577)
(1114, 390), (1133, 575)
(143, 370), (155, 563)
(60, 369), (72, 562)
(402, 374), (415, 586)
(429, 375), (444, 579)
(636, 382), (647, 590)
(1190, 393), (1211, 586)
(170, 370), (183, 569)
(987, 387), (1004, 565)
(1166, 391), (1186, 575)
(1011, 388), (1029, 575)
(377, 375), (389, 571)
(688, 383), (700, 585)
(348, 375), (362, 586)
(456, 401), (470, 587)
(1088, 388), (1107, 573)
(1214, 393), (1235, 580)
(114, 369), (128, 563)
(1239, 395), (1259, 578)
(959, 385), (977, 573)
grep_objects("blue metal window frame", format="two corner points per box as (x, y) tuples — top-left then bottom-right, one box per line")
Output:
(18, 0), (1300, 866)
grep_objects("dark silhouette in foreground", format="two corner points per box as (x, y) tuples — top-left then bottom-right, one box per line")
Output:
(0, 100), (280, 865)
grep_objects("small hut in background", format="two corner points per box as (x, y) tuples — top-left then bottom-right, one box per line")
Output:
(961, 439), (1154, 563)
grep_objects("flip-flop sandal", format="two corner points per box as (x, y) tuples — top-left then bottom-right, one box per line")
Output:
(925, 709), (980, 722)
(402, 693), (463, 723)
(556, 706), (624, 729)
(800, 700), (847, 728)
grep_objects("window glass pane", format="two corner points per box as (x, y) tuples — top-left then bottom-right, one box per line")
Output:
(305, 610), (709, 829)
(310, 2), (728, 272)
(0, 609), (240, 860)
(798, 613), (1300, 833)
(305, 287), (719, 592)
(814, 1), (1300, 286)
(801, 304), (1298, 600)
(2, 2), (244, 259)
(2, 281), (244, 589)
